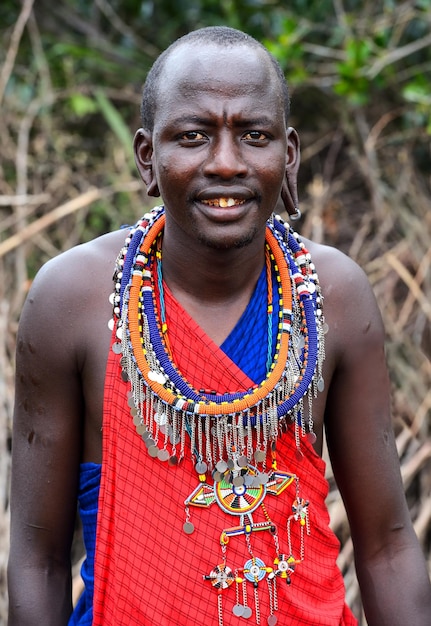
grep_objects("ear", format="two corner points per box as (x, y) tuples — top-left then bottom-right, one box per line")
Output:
(133, 128), (160, 197)
(281, 127), (301, 217)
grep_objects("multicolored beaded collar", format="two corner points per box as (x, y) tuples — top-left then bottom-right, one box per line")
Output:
(110, 205), (326, 464)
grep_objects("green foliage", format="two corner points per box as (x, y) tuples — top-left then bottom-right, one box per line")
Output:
(94, 90), (135, 166)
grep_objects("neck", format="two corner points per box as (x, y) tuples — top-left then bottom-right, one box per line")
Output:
(161, 221), (267, 304)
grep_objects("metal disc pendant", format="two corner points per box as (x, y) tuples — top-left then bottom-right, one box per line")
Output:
(127, 394), (135, 408)
(238, 455), (248, 468)
(254, 450), (266, 463)
(148, 445), (159, 458)
(233, 604), (244, 617)
(143, 432), (154, 446)
(253, 474), (263, 487)
(317, 377), (325, 392)
(267, 615), (277, 625)
(158, 449), (169, 462)
(168, 455), (178, 466)
(244, 474), (254, 487)
(307, 432), (317, 444)
(183, 521), (194, 535)
(136, 424), (146, 436)
(112, 342), (122, 354)
(242, 606), (252, 619)
(195, 461), (208, 474)
(213, 470), (223, 483)
(216, 460), (228, 473)
(259, 472), (269, 485)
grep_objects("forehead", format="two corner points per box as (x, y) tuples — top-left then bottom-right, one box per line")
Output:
(154, 43), (284, 126)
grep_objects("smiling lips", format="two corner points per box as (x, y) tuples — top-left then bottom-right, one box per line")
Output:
(201, 197), (246, 208)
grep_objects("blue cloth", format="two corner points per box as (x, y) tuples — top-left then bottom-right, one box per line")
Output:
(68, 462), (101, 625)
(221, 264), (279, 383)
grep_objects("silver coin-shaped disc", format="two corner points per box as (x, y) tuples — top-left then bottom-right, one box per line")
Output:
(143, 432), (153, 444)
(216, 460), (228, 473)
(307, 431), (317, 445)
(317, 377), (325, 392)
(242, 606), (252, 619)
(244, 474), (255, 487)
(148, 445), (159, 458)
(168, 455), (178, 466)
(213, 470), (223, 483)
(195, 461), (208, 474)
(183, 522), (194, 535)
(232, 604), (245, 617)
(259, 472), (269, 485)
(232, 475), (244, 487)
(267, 615), (278, 626)
(238, 455), (248, 468)
(158, 449), (169, 462)
(112, 342), (122, 354)
(254, 450), (266, 463)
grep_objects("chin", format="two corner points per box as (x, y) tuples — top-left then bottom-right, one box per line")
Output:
(196, 226), (259, 251)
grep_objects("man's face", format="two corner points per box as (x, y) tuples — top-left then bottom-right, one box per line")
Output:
(141, 43), (289, 250)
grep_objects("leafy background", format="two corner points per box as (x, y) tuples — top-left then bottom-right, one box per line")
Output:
(1, 0), (430, 622)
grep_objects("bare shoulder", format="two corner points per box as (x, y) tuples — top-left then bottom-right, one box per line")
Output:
(19, 228), (128, 362)
(29, 228), (126, 299)
(303, 237), (385, 360)
(304, 237), (370, 294)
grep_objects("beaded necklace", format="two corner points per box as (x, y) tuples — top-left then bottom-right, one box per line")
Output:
(110, 205), (327, 625)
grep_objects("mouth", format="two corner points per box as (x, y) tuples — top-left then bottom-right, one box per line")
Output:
(201, 197), (246, 208)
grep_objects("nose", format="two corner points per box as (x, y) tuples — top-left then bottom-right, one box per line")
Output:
(202, 133), (247, 179)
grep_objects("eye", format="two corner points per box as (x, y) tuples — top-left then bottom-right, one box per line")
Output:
(242, 131), (269, 142)
(179, 131), (207, 142)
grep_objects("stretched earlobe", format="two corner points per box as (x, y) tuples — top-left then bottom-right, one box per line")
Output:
(133, 128), (160, 197)
(282, 127), (301, 219)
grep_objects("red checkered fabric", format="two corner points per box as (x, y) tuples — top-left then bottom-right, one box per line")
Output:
(93, 288), (357, 625)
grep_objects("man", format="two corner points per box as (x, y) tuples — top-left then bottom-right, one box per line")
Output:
(8, 26), (431, 626)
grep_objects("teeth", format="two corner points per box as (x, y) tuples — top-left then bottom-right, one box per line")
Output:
(220, 197), (236, 207)
(203, 197), (243, 208)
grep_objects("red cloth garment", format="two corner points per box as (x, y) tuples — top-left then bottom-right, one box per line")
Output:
(93, 285), (358, 625)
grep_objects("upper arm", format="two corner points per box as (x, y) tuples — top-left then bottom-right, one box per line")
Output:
(10, 256), (84, 569)
(322, 251), (411, 556)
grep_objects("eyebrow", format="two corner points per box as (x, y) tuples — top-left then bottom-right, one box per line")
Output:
(168, 114), (276, 128)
